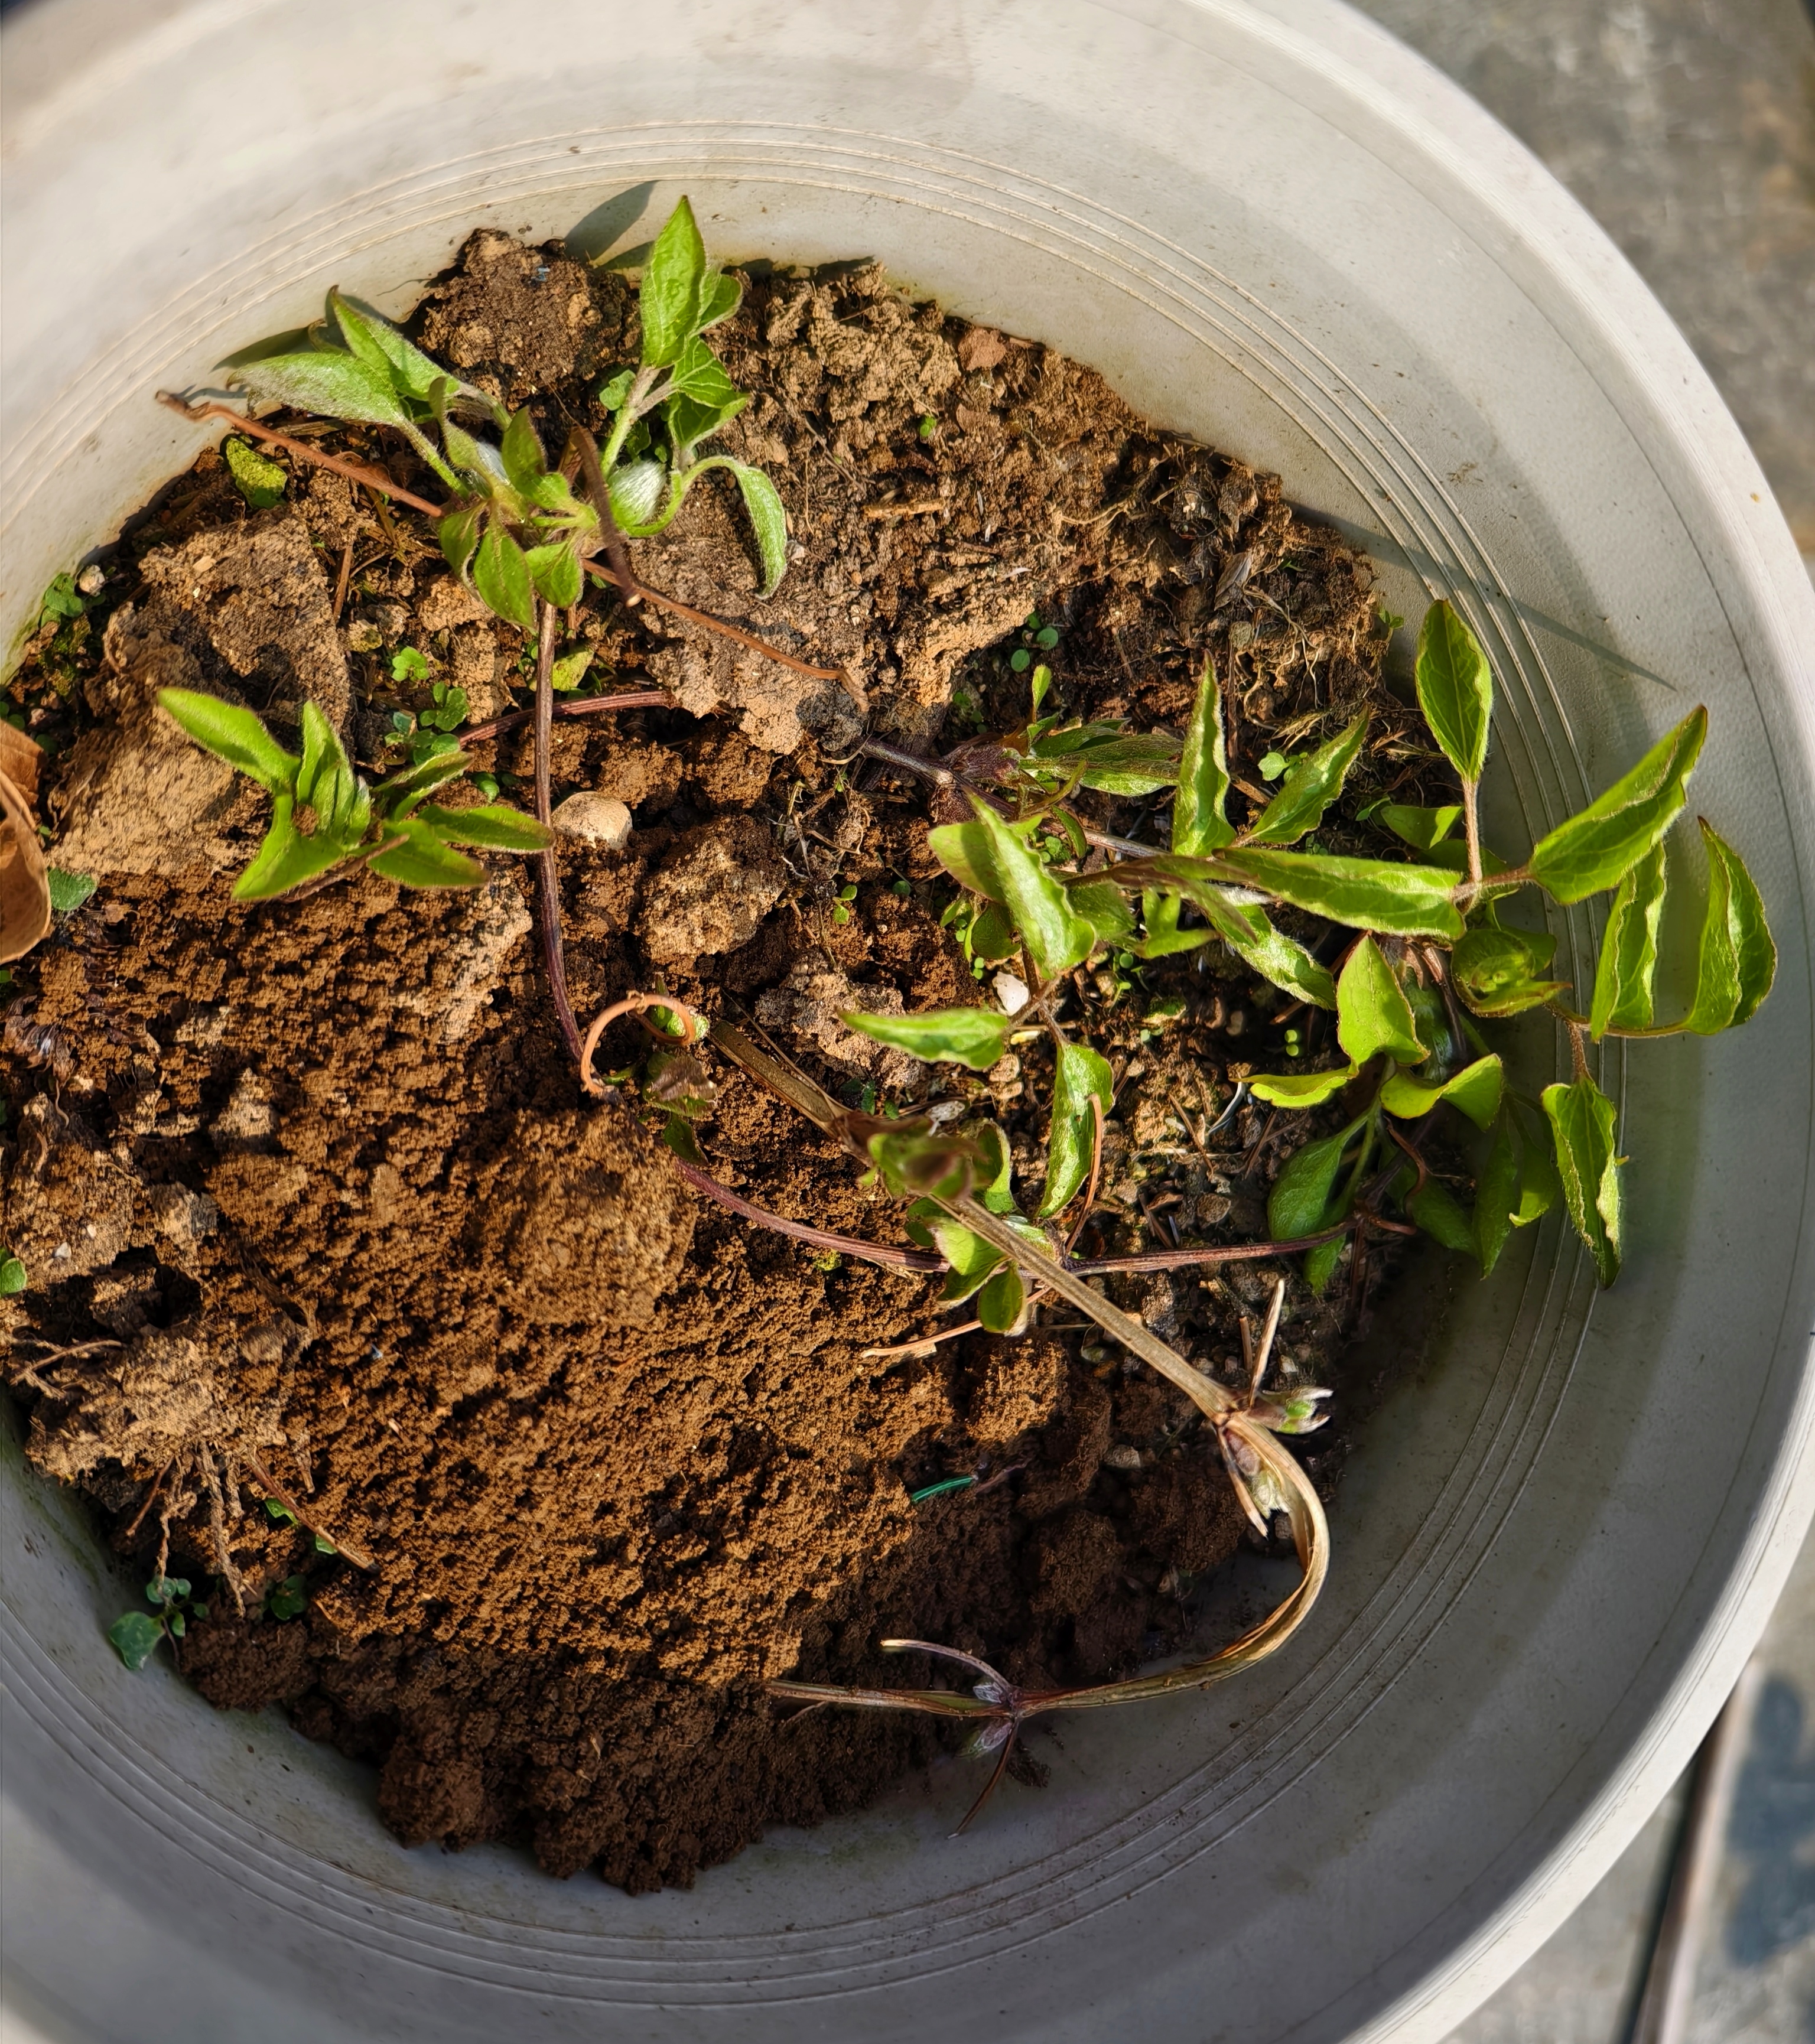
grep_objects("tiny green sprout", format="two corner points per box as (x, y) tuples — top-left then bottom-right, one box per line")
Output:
(37, 572), (87, 627)
(550, 646), (594, 693)
(265, 1496), (298, 1527)
(1378, 605), (1405, 633)
(108, 1573), (209, 1670)
(1036, 625), (1060, 650)
(1029, 663), (1053, 715)
(808, 1248), (844, 1275)
(419, 680), (468, 733)
(0, 1252), (27, 1297)
(831, 881), (858, 926)
(267, 1574), (309, 1620)
(909, 1475), (977, 1504)
(47, 868), (97, 913)
(158, 689), (551, 900)
(389, 645), (433, 686)
(223, 435), (287, 509)
(891, 877), (913, 897)
(918, 414), (938, 441)
(1009, 647), (1032, 673)
(1258, 750), (1288, 781)
(1284, 1027), (1302, 1058)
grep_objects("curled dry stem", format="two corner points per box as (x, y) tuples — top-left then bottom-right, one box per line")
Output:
(578, 990), (708, 1098)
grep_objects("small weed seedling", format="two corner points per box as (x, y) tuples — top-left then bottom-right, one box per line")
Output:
(108, 1573), (209, 1671)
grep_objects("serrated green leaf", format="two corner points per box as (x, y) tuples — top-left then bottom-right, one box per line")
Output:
(1686, 820), (1775, 1033)
(1248, 714), (1368, 845)
(728, 463), (789, 598)
(157, 688), (297, 793)
(472, 525), (537, 634)
(1415, 600), (1493, 785)
(1375, 803), (1462, 852)
(1039, 1039), (1114, 1218)
(1380, 1052), (1504, 1130)
(842, 1006), (1011, 1070)
(223, 436), (287, 509)
(968, 799), (1095, 980)
(639, 196), (708, 367)
(231, 347), (415, 433)
(1542, 1075), (1622, 1286)
(366, 818), (486, 889)
(668, 333), (743, 410)
(1268, 1117), (1365, 1241)
(412, 802), (552, 852)
(525, 541), (582, 610)
(1452, 925), (1569, 1019)
(1475, 1118), (1519, 1276)
(1249, 1066), (1354, 1108)
(1206, 847), (1465, 939)
(108, 1609), (165, 1671)
(1336, 936), (1423, 1065)
(439, 503), (484, 582)
(1407, 1177), (1476, 1256)
(697, 271), (741, 331)
(1173, 655), (1235, 855)
(1590, 841), (1667, 1037)
(1526, 708), (1707, 904)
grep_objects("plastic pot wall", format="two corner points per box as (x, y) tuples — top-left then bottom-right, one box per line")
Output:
(3, 4), (1813, 2040)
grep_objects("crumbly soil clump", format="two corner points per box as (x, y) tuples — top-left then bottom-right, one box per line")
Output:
(3, 232), (1445, 1891)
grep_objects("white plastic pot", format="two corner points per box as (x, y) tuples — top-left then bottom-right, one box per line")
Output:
(4, 4), (1813, 2039)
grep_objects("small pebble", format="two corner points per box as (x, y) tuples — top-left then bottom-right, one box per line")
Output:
(552, 793), (632, 849)
(993, 970), (1031, 1016)
(1103, 1443), (1143, 1470)
(76, 564), (106, 596)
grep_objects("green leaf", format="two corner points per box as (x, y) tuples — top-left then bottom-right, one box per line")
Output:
(728, 463), (789, 598)
(439, 503), (484, 582)
(1072, 880), (1138, 944)
(661, 1112), (706, 1166)
(1127, 888), (1208, 959)
(1248, 714), (1368, 845)
(1589, 841), (1667, 1037)
(1407, 1177), (1476, 1257)
(966, 901), (1017, 962)
(157, 689), (297, 793)
(1063, 733), (1180, 797)
(551, 647), (594, 694)
(1303, 1235), (1348, 1295)
(1686, 820), (1776, 1033)
(1380, 1053), (1504, 1131)
(1206, 847), (1465, 939)
(697, 271), (741, 332)
(1375, 803), (1462, 852)
(1268, 1117), (1364, 1241)
(1173, 655), (1236, 855)
(1415, 600), (1493, 785)
(666, 334), (743, 418)
(1526, 708), (1707, 904)
(412, 802), (552, 852)
(370, 748), (471, 815)
(0, 1254), (27, 1297)
(639, 196), (708, 367)
(1542, 1075), (1622, 1287)
(1474, 1118), (1520, 1277)
(1452, 925), (1568, 1018)
(500, 408), (548, 495)
(1249, 1066), (1354, 1108)
(472, 525), (538, 634)
(1336, 936), (1423, 1065)
(967, 799), (1095, 980)
(977, 1264), (1026, 1334)
(1512, 1128), (1561, 1227)
(326, 289), (455, 408)
(295, 700), (365, 844)
(929, 821), (1006, 900)
(268, 1574), (309, 1622)
(366, 818), (487, 889)
(1039, 1040), (1114, 1217)
(231, 795), (351, 900)
(525, 541), (582, 610)
(928, 1216), (1005, 1306)
(223, 437), (287, 509)
(964, 1119), (1017, 1215)
(870, 1128), (983, 1202)
(47, 868), (97, 913)
(609, 458), (668, 529)
(108, 1610), (165, 1671)
(599, 367), (635, 412)
(231, 347), (415, 432)
(841, 1006), (1012, 1070)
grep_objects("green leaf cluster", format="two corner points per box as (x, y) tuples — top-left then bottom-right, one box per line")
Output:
(158, 688), (549, 899)
(108, 1573), (209, 1671)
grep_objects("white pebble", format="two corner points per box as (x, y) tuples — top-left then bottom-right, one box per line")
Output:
(993, 970), (1031, 1016)
(552, 792), (633, 850)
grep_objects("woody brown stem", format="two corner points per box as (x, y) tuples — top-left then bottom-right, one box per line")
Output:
(155, 394), (444, 516)
(531, 600), (584, 1066)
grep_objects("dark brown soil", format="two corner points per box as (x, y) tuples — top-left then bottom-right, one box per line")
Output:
(2, 231), (1448, 1892)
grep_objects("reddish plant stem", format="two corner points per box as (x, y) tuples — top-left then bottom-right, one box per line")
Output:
(672, 1161), (946, 1272)
(530, 600), (584, 1066)
(155, 393), (443, 515)
(579, 992), (708, 1098)
(458, 689), (671, 748)
(573, 425), (639, 606)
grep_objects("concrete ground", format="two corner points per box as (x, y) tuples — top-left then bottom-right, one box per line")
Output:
(1344, 6), (1815, 2038)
